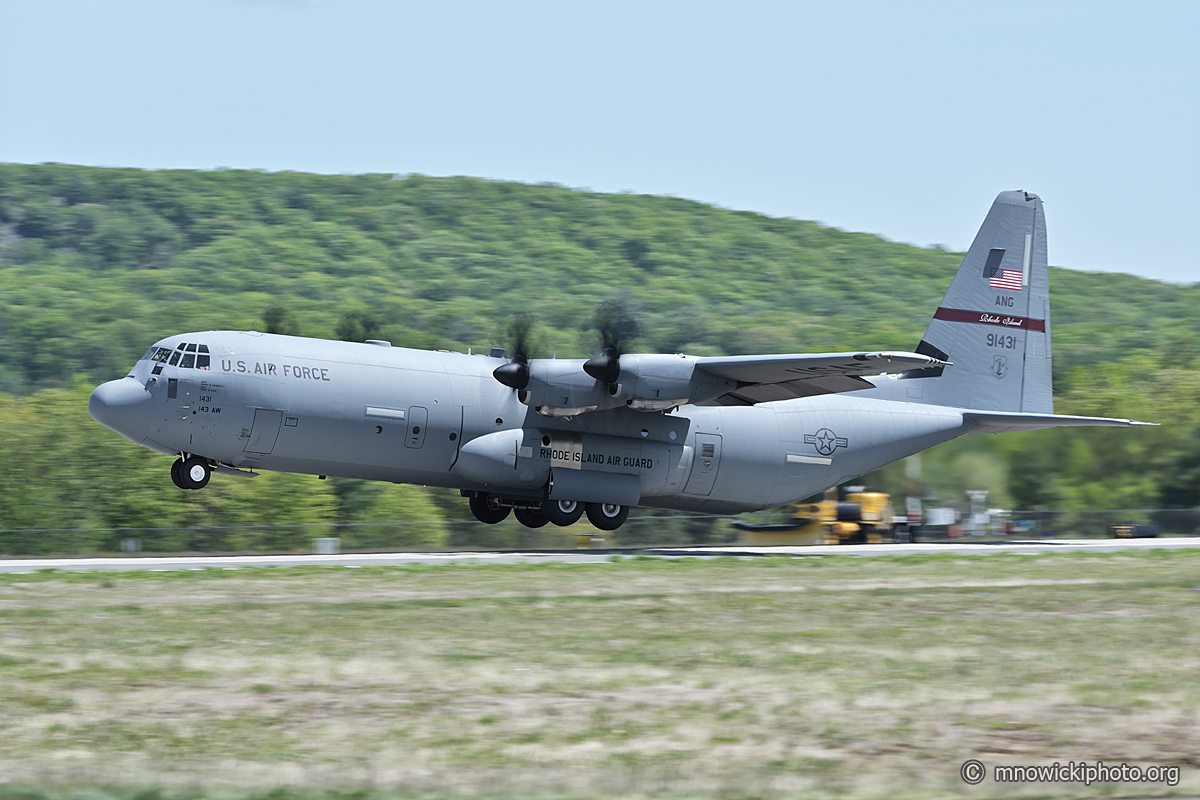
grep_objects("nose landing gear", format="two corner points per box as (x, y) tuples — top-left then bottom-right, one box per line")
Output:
(171, 455), (211, 490)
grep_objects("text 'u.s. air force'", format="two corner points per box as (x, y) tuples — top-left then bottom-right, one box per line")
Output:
(222, 360), (331, 381)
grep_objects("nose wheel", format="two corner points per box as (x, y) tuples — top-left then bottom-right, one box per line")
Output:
(171, 456), (211, 490)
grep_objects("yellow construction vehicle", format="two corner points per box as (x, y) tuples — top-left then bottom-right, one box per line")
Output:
(733, 487), (894, 546)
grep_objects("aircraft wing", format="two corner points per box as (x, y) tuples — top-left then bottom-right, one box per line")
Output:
(694, 351), (947, 405)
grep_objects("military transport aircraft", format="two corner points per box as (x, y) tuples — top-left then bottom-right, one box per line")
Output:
(89, 191), (1151, 531)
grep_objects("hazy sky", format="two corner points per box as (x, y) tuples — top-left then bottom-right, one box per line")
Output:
(1, 0), (1197, 283)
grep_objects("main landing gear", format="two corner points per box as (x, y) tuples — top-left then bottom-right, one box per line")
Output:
(468, 493), (510, 524)
(466, 492), (628, 531)
(514, 507), (549, 528)
(542, 499), (585, 527)
(585, 502), (629, 531)
(171, 455), (211, 490)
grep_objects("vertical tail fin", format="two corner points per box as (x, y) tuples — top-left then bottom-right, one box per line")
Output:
(900, 190), (1052, 412)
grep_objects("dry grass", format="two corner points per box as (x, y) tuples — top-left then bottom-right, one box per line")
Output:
(0, 551), (1198, 799)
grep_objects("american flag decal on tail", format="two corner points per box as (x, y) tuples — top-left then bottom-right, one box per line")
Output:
(989, 269), (1023, 290)
(983, 247), (1023, 291)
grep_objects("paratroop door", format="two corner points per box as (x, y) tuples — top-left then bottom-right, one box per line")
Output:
(405, 406), (428, 449)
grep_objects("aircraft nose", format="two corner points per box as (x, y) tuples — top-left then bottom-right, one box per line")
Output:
(89, 378), (152, 442)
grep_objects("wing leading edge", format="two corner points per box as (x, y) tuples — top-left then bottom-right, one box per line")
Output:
(695, 351), (948, 406)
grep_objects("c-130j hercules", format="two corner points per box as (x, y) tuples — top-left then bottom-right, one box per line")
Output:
(90, 191), (1151, 531)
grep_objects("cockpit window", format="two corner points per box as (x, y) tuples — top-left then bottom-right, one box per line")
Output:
(140, 347), (155, 361)
(160, 342), (213, 369)
(151, 348), (172, 363)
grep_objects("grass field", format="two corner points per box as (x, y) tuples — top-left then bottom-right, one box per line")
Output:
(0, 552), (1198, 799)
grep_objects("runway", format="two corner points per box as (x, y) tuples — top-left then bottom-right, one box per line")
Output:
(1, 537), (1197, 573)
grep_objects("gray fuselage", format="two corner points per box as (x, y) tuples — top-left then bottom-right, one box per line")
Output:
(111, 331), (972, 514)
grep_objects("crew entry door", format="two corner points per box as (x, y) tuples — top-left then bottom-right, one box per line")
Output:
(683, 433), (722, 496)
(244, 409), (283, 454)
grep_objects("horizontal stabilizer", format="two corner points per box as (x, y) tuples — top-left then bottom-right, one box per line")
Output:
(964, 411), (1157, 434)
(697, 351), (948, 405)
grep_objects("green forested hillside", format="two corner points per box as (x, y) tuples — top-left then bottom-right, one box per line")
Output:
(0, 164), (1196, 549)
(2, 164), (1196, 391)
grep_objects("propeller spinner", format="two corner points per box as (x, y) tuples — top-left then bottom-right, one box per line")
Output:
(582, 300), (640, 387)
(492, 313), (533, 390)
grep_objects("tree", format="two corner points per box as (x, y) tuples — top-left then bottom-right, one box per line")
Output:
(1160, 423), (1200, 508)
(263, 305), (299, 335)
(335, 310), (381, 342)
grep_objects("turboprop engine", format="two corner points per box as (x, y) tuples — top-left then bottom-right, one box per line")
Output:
(495, 354), (737, 418)
(490, 302), (737, 417)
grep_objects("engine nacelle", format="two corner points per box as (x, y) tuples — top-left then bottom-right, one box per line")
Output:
(520, 359), (622, 417)
(615, 354), (736, 411)
(517, 355), (736, 417)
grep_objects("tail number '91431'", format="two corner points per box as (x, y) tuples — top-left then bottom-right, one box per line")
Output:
(987, 333), (1017, 349)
